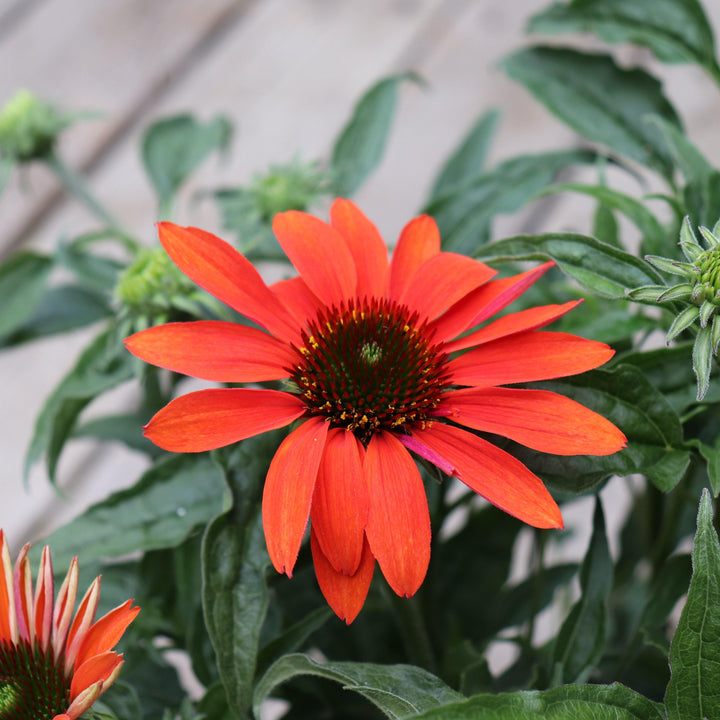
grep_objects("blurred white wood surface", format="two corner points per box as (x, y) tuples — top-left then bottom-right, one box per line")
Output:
(1, 0), (720, 549)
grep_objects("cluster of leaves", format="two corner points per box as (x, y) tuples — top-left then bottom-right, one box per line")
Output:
(2, 0), (720, 717)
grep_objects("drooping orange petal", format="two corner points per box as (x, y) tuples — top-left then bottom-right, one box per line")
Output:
(271, 276), (322, 330)
(273, 211), (357, 306)
(445, 301), (581, 352)
(53, 557), (79, 659)
(63, 681), (103, 720)
(143, 389), (305, 452)
(311, 429), (368, 575)
(431, 261), (555, 342)
(0, 531), (16, 644)
(125, 321), (298, 382)
(439, 387), (627, 455)
(389, 215), (441, 300)
(65, 577), (101, 675)
(263, 417), (329, 577)
(34, 545), (54, 653)
(411, 423), (563, 529)
(399, 253), (496, 322)
(74, 600), (139, 670)
(157, 223), (296, 342)
(364, 432), (430, 598)
(330, 198), (389, 299)
(449, 331), (614, 386)
(70, 652), (123, 700)
(13, 543), (32, 644)
(311, 529), (374, 625)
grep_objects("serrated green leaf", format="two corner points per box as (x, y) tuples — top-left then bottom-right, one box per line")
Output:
(426, 150), (596, 254)
(528, 0), (719, 72)
(203, 434), (280, 720)
(330, 73), (420, 197)
(25, 325), (134, 481)
(475, 232), (665, 298)
(501, 47), (681, 177)
(0, 251), (53, 340)
(33, 454), (224, 567)
(539, 182), (666, 252)
(253, 654), (463, 719)
(428, 108), (500, 200)
(513, 364), (689, 493)
(666, 489), (720, 720)
(142, 114), (232, 208)
(552, 499), (612, 683)
(409, 683), (665, 719)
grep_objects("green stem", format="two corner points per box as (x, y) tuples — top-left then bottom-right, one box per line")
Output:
(388, 590), (437, 673)
(46, 153), (122, 230)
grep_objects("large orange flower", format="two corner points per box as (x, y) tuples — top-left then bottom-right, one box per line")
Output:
(0, 530), (139, 720)
(125, 199), (625, 623)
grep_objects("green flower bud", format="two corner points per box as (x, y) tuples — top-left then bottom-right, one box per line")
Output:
(0, 90), (68, 161)
(252, 160), (326, 221)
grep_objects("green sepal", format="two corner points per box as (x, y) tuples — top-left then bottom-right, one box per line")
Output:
(626, 285), (666, 301)
(712, 314), (720, 354)
(692, 323), (714, 400)
(699, 299), (716, 327)
(699, 224), (720, 249)
(666, 305), (700, 344)
(657, 283), (693, 302)
(645, 254), (695, 277)
(680, 215), (700, 249)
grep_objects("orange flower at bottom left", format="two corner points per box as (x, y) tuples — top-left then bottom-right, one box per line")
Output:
(0, 530), (139, 720)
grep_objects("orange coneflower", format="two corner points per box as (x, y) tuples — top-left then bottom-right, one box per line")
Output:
(125, 199), (625, 623)
(0, 530), (139, 719)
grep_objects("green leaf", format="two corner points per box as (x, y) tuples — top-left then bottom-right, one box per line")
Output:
(0, 251), (53, 340)
(515, 364), (689, 493)
(253, 653), (463, 719)
(666, 489), (720, 720)
(501, 47), (682, 177)
(593, 203), (620, 247)
(475, 232), (665, 299)
(695, 436), (720, 496)
(330, 73), (421, 197)
(637, 553), (692, 653)
(552, 499), (612, 683)
(426, 150), (597, 254)
(73, 412), (163, 456)
(25, 325), (135, 481)
(34, 454), (224, 567)
(428, 108), (500, 200)
(0, 285), (112, 347)
(528, 0), (720, 73)
(203, 434), (280, 720)
(142, 114), (232, 207)
(693, 323), (714, 400)
(538, 182), (666, 254)
(408, 683), (665, 719)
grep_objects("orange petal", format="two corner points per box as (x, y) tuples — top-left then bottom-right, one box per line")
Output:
(125, 321), (298, 382)
(330, 198), (389, 298)
(13, 543), (33, 644)
(144, 389), (305, 452)
(0, 531), (17, 644)
(157, 223), (296, 342)
(263, 417), (329, 577)
(311, 529), (374, 625)
(364, 432), (430, 597)
(70, 651), (123, 700)
(65, 577), (100, 675)
(440, 387), (627, 455)
(52, 557), (79, 659)
(311, 429), (368, 575)
(445, 301), (581, 352)
(389, 215), (441, 300)
(75, 600), (139, 670)
(449, 331), (615, 386)
(273, 211), (357, 306)
(271, 277), (323, 331)
(431, 261), (555, 342)
(399, 252), (496, 322)
(411, 423), (563, 529)
(34, 545), (54, 653)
